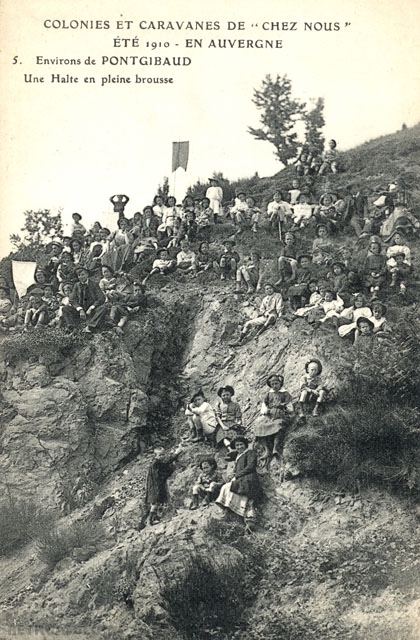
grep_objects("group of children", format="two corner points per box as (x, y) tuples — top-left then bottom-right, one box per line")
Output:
(142, 358), (327, 527)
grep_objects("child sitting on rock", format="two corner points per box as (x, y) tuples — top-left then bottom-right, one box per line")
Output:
(176, 239), (198, 275)
(235, 250), (262, 293)
(253, 373), (295, 459)
(291, 193), (314, 230)
(353, 316), (376, 353)
(110, 281), (146, 334)
(267, 191), (292, 237)
(298, 359), (327, 418)
(219, 239), (240, 281)
(190, 458), (223, 510)
(23, 289), (47, 330)
(230, 282), (284, 345)
(0, 286), (13, 326)
(140, 443), (183, 527)
(215, 385), (243, 460)
(185, 390), (217, 443)
(275, 231), (298, 287)
(142, 248), (177, 286)
(387, 251), (412, 294)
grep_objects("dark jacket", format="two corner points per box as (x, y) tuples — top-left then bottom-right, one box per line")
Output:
(70, 279), (105, 311)
(231, 449), (263, 503)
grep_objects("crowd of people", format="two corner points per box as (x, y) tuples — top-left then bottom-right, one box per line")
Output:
(1, 152), (418, 530)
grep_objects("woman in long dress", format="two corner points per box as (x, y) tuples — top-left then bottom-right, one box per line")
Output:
(216, 436), (263, 525)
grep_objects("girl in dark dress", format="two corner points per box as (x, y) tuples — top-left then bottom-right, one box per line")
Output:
(141, 444), (183, 527)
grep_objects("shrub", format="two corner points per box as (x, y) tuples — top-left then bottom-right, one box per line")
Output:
(35, 519), (104, 569)
(0, 326), (87, 364)
(159, 552), (248, 640)
(0, 500), (53, 556)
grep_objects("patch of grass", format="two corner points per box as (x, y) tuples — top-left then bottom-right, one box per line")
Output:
(35, 519), (105, 569)
(0, 500), (54, 557)
(159, 552), (248, 640)
(0, 326), (87, 364)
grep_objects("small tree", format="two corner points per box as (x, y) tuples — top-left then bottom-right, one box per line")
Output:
(155, 176), (169, 201)
(303, 97), (325, 155)
(248, 74), (305, 165)
(10, 209), (62, 261)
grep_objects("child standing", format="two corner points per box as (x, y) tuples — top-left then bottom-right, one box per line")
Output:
(140, 444), (183, 527)
(299, 359), (327, 417)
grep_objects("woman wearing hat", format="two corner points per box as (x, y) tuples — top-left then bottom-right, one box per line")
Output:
(253, 374), (294, 459)
(216, 436), (263, 525)
(215, 386), (243, 459)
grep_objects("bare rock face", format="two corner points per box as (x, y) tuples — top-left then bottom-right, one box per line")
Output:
(0, 298), (193, 510)
(1, 377), (90, 508)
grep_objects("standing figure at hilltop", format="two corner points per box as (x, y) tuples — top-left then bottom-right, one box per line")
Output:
(206, 177), (223, 224)
(110, 194), (130, 219)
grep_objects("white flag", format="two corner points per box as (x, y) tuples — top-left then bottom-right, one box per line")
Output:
(11, 260), (37, 298)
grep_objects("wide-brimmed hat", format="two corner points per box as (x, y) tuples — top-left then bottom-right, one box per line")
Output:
(356, 316), (375, 330)
(235, 188), (246, 197)
(217, 385), (235, 397)
(46, 239), (63, 253)
(72, 212), (82, 221)
(267, 373), (284, 388)
(305, 358), (323, 374)
(223, 238), (236, 247)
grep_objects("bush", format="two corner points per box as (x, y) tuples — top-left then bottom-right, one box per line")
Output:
(35, 519), (104, 569)
(0, 500), (53, 556)
(159, 552), (248, 640)
(285, 378), (420, 493)
(0, 326), (87, 364)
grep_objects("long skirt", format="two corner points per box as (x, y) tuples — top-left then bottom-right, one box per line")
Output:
(253, 415), (285, 437)
(216, 481), (250, 517)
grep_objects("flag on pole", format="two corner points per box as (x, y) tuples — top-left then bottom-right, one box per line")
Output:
(11, 260), (37, 298)
(172, 141), (189, 172)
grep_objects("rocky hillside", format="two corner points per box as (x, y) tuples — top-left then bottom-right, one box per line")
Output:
(1, 125), (420, 639)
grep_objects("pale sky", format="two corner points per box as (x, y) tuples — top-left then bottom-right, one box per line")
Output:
(1, 0), (420, 255)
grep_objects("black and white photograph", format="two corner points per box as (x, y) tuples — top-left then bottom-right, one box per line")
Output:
(0, 0), (419, 638)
